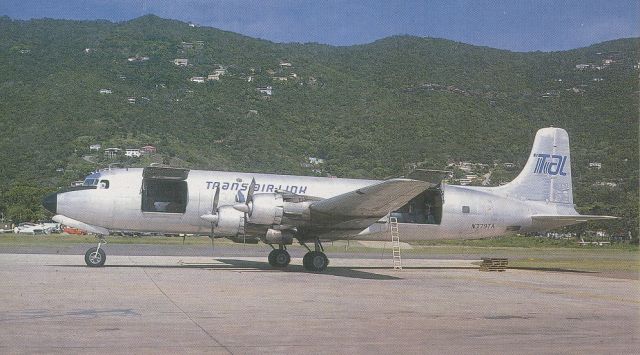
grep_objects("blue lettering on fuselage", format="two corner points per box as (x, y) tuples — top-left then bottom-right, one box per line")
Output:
(205, 180), (308, 195)
(532, 153), (568, 176)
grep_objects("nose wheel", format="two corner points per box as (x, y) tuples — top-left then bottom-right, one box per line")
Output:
(85, 236), (107, 267)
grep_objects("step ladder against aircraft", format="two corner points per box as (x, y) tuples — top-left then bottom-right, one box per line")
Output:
(389, 216), (402, 270)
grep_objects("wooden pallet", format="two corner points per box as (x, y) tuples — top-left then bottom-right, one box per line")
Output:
(479, 258), (508, 272)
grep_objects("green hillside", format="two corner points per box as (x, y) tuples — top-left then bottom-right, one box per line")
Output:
(0, 15), (637, 237)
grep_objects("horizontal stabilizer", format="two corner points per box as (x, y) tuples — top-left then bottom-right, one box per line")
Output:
(532, 215), (618, 223)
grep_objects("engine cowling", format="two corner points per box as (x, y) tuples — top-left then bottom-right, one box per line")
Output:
(215, 205), (245, 236)
(262, 228), (294, 245)
(247, 193), (284, 225)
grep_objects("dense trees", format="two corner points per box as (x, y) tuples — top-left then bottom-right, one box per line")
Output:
(0, 16), (637, 237)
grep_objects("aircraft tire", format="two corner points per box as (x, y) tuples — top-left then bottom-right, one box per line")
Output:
(268, 249), (278, 266)
(85, 247), (106, 267)
(303, 251), (328, 272)
(274, 250), (290, 267)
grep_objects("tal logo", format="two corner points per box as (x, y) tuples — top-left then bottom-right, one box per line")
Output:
(533, 153), (568, 176)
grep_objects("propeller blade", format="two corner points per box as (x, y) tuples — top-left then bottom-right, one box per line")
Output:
(247, 178), (256, 203)
(212, 186), (220, 212)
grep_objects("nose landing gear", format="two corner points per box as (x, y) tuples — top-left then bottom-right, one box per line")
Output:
(85, 236), (107, 267)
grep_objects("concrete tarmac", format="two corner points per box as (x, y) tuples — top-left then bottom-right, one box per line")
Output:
(0, 254), (637, 354)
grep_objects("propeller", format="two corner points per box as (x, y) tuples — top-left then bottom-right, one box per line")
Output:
(233, 177), (255, 215)
(200, 187), (220, 252)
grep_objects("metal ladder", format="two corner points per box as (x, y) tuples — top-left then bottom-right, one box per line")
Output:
(389, 216), (402, 270)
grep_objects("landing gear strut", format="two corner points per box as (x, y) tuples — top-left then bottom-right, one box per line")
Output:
(303, 238), (329, 272)
(268, 244), (290, 268)
(85, 235), (107, 267)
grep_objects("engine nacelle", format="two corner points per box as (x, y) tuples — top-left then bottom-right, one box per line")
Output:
(248, 193), (284, 225)
(215, 205), (245, 236)
(262, 228), (294, 245)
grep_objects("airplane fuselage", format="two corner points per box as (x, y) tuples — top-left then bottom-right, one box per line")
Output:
(55, 168), (575, 241)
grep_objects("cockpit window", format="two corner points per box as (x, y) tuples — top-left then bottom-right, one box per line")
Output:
(82, 172), (102, 187)
(83, 178), (99, 186)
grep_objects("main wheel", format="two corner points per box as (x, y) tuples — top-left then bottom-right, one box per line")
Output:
(85, 247), (106, 267)
(303, 251), (328, 272)
(274, 250), (290, 267)
(268, 249), (278, 266)
(269, 249), (290, 268)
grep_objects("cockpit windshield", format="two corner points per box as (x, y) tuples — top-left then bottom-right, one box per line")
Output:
(82, 173), (101, 187)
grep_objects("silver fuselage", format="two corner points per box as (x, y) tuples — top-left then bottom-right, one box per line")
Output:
(56, 168), (577, 241)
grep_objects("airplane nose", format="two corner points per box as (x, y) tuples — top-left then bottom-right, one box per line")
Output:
(42, 192), (57, 214)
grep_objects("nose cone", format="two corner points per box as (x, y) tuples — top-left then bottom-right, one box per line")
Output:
(42, 192), (57, 214)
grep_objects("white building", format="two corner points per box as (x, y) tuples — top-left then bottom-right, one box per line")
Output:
(104, 148), (121, 159)
(257, 86), (273, 96)
(589, 162), (602, 169)
(99, 89), (112, 94)
(190, 77), (205, 83)
(89, 144), (102, 151)
(125, 149), (141, 158)
(173, 58), (189, 66)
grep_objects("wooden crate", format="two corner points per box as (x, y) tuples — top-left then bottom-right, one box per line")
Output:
(479, 258), (508, 272)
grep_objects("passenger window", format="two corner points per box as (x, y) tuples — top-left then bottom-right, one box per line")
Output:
(99, 180), (110, 189)
(462, 206), (470, 213)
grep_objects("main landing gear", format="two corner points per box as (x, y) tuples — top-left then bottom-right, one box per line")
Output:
(302, 238), (329, 272)
(268, 245), (291, 268)
(85, 236), (107, 267)
(267, 238), (329, 272)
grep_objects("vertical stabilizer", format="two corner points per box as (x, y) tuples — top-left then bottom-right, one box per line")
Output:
(500, 127), (573, 204)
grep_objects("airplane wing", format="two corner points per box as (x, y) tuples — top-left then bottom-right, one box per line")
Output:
(309, 179), (431, 229)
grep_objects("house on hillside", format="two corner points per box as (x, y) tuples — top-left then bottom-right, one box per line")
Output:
(589, 162), (602, 169)
(140, 145), (157, 155)
(173, 58), (189, 66)
(89, 144), (102, 151)
(99, 89), (112, 94)
(308, 157), (325, 165)
(279, 61), (292, 67)
(128, 55), (149, 62)
(257, 86), (273, 96)
(575, 64), (590, 70)
(190, 77), (205, 83)
(125, 149), (141, 158)
(104, 148), (121, 159)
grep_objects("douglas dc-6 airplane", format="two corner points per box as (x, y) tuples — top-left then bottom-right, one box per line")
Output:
(42, 127), (615, 271)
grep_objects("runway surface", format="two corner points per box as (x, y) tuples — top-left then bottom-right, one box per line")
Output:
(0, 254), (638, 354)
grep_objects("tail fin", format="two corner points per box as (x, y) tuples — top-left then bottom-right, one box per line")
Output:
(501, 127), (573, 205)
